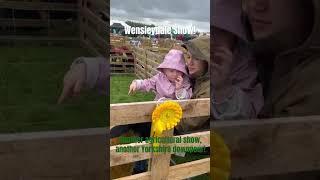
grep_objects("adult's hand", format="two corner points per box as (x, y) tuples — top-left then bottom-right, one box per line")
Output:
(58, 63), (86, 104)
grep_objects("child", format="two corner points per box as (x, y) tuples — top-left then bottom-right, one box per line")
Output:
(127, 48), (192, 174)
(128, 49), (192, 100)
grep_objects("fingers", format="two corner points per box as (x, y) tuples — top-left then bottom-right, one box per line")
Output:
(58, 81), (73, 104)
(128, 84), (132, 95)
(175, 76), (183, 90)
(128, 82), (136, 95)
(73, 80), (84, 97)
(57, 63), (87, 104)
(128, 87), (133, 95)
(176, 76), (183, 82)
(132, 84), (136, 92)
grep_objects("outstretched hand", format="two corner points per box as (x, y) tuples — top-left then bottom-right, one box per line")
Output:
(58, 63), (86, 104)
(128, 81), (137, 95)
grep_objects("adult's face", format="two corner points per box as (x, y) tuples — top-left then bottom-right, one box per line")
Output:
(243, 0), (305, 40)
(187, 56), (208, 79)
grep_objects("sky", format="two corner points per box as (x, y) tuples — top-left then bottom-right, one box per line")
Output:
(110, 0), (210, 32)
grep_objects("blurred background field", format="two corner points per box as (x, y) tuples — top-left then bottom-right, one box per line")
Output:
(0, 45), (106, 133)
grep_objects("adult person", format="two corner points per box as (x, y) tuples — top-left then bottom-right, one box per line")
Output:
(57, 37), (210, 175)
(126, 36), (209, 174)
(242, 0), (320, 118)
(58, 36), (210, 134)
(240, 0), (320, 179)
(108, 36), (210, 139)
(211, 0), (263, 121)
(124, 36), (210, 174)
(175, 35), (210, 133)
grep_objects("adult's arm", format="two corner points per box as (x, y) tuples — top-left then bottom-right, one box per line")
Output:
(267, 56), (320, 117)
(175, 79), (210, 134)
(211, 85), (262, 120)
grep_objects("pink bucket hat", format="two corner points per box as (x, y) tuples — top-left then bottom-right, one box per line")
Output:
(212, 0), (247, 41)
(157, 49), (188, 76)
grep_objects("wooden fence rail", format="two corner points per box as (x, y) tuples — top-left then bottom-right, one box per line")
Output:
(79, 0), (107, 57)
(110, 98), (210, 127)
(110, 131), (210, 167)
(110, 98), (210, 180)
(0, 1), (78, 11)
(0, 128), (107, 180)
(132, 46), (164, 79)
(0, 18), (75, 28)
(111, 97), (320, 179)
(115, 158), (210, 180)
(0, 0), (108, 58)
(213, 116), (320, 178)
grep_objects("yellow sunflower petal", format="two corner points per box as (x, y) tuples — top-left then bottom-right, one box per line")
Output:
(151, 101), (183, 137)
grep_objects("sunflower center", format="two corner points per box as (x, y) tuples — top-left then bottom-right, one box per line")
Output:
(160, 110), (174, 122)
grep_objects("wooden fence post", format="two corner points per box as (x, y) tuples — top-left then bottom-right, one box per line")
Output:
(133, 46), (136, 77)
(79, 0), (86, 46)
(143, 49), (148, 78)
(110, 99), (210, 179)
(150, 129), (174, 180)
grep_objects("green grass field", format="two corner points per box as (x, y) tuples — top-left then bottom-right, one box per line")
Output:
(0, 45), (106, 133)
(110, 74), (154, 104)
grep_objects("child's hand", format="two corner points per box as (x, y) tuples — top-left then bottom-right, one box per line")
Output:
(128, 81), (137, 95)
(175, 76), (183, 90)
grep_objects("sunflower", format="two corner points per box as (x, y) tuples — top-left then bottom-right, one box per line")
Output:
(151, 101), (183, 137)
